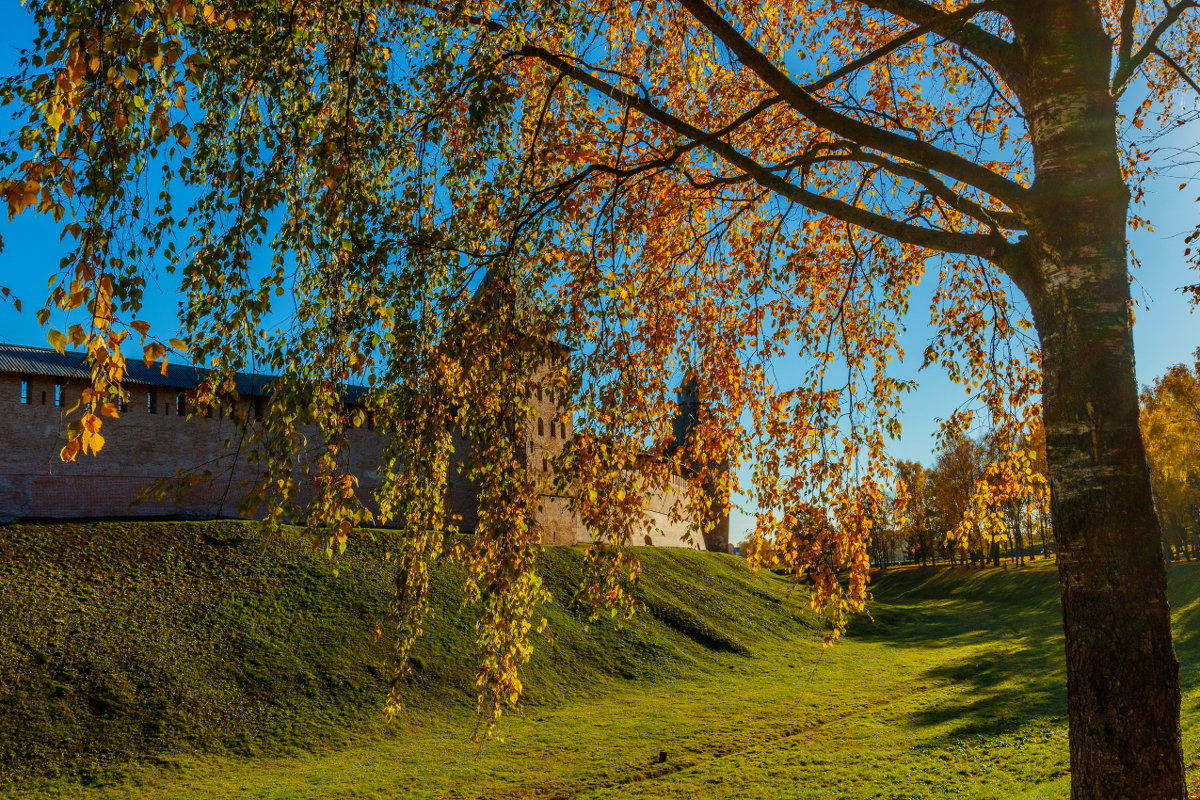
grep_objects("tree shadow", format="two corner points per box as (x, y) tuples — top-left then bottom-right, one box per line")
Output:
(851, 565), (1067, 743)
(850, 562), (1200, 745)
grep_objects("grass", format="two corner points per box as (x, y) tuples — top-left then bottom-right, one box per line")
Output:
(1, 522), (1198, 799)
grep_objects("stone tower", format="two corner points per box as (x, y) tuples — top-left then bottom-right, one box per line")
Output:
(671, 374), (731, 553)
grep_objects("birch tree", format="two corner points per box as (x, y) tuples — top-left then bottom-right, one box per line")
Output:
(3, 1), (1198, 797)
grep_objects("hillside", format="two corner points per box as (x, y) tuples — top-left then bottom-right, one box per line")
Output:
(0, 521), (818, 789)
(5, 523), (1200, 800)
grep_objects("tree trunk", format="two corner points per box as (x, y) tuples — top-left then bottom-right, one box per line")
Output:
(1014, 505), (1025, 566)
(1028, 256), (1183, 800)
(1008, 5), (1184, 797)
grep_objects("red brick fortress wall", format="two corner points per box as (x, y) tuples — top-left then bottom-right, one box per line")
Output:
(0, 374), (260, 519)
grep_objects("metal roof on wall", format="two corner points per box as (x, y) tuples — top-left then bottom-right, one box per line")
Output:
(0, 343), (287, 397)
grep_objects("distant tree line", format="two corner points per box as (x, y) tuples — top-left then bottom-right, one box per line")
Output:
(1141, 350), (1200, 563)
(869, 425), (1051, 570)
(860, 351), (1200, 570)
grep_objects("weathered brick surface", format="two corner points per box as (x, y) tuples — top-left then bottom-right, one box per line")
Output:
(0, 374), (251, 518)
(0, 369), (727, 550)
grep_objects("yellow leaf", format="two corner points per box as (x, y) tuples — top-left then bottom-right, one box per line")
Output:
(143, 341), (165, 365)
(60, 440), (81, 462)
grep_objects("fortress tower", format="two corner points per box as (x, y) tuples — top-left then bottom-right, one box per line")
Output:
(671, 375), (731, 553)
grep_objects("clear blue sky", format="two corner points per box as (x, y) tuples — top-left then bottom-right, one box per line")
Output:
(1, 6), (1196, 543)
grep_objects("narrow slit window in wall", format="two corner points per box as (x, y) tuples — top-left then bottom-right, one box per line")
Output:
(550, 421), (556, 438)
(175, 392), (186, 416)
(147, 389), (157, 413)
(537, 418), (544, 436)
(19, 377), (29, 404)
(118, 394), (128, 413)
(53, 380), (64, 407)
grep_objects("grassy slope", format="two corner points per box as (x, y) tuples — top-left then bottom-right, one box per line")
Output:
(0, 521), (818, 793)
(2, 523), (1199, 800)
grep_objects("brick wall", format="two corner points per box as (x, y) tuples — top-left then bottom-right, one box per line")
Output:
(0, 374), (254, 518)
(0, 371), (722, 550)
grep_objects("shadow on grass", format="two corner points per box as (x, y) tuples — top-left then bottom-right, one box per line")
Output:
(852, 564), (1065, 744)
(1168, 563), (1200, 694)
(851, 561), (1200, 746)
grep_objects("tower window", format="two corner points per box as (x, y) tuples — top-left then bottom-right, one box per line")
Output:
(537, 418), (544, 436)
(542, 457), (548, 472)
(19, 378), (29, 404)
(550, 420), (556, 438)
(147, 388), (157, 413)
(175, 392), (186, 416)
(53, 380), (64, 407)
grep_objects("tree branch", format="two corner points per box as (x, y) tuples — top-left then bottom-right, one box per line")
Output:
(806, 0), (1006, 93)
(1118, 0), (1138, 70)
(786, 148), (1026, 231)
(1113, 0), (1200, 93)
(674, 0), (1030, 212)
(848, 0), (1019, 82)
(519, 44), (1012, 260)
(1151, 46), (1200, 96)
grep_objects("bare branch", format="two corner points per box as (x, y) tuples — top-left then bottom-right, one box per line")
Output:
(1151, 46), (1200, 96)
(1118, 0), (1138, 69)
(807, 0), (1006, 93)
(849, 0), (1019, 81)
(787, 148), (1026, 231)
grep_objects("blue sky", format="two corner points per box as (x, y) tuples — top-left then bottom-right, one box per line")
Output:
(1, 5), (1197, 542)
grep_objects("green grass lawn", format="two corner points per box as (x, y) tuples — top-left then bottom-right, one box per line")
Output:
(2, 522), (1198, 799)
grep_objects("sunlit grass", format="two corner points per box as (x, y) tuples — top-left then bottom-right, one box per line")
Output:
(3, 522), (1198, 799)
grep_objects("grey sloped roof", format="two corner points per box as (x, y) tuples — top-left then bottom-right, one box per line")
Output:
(0, 343), (279, 397)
